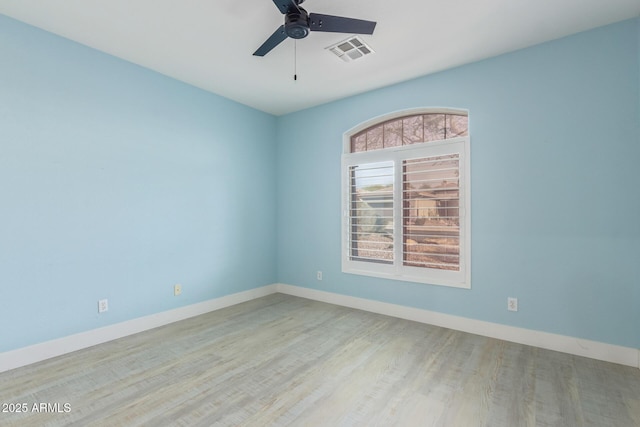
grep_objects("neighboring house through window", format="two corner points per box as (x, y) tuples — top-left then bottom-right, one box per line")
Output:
(342, 109), (470, 288)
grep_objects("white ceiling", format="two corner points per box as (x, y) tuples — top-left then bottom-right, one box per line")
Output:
(1, 0), (639, 115)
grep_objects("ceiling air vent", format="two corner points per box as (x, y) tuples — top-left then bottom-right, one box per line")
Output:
(326, 36), (374, 62)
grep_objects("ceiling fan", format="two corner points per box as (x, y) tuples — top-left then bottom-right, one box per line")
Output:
(254, 0), (377, 56)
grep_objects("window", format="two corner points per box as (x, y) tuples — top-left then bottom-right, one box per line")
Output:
(342, 109), (470, 288)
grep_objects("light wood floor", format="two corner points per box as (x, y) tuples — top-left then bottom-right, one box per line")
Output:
(1, 294), (639, 426)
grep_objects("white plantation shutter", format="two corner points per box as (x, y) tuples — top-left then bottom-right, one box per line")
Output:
(348, 162), (394, 264)
(402, 154), (460, 271)
(342, 109), (470, 288)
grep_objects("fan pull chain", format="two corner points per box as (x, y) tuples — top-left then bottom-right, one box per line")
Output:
(294, 40), (297, 81)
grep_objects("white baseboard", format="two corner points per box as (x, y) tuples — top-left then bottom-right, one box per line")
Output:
(0, 284), (278, 373)
(3, 282), (638, 373)
(276, 284), (640, 369)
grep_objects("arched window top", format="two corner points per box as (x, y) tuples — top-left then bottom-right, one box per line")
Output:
(349, 110), (468, 153)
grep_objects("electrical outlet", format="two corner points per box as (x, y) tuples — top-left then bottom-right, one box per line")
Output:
(98, 299), (108, 313)
(317, 271), (323, 281)
(174, 284), (182, 296)
(507, 297), (518, 312)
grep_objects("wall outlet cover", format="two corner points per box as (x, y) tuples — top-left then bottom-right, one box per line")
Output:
(98, 299), (108, 313)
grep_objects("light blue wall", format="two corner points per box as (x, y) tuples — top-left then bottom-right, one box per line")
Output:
(276, 19), (640, 348)
(2, 14), (638, 355)
(0, 15), (277, 352)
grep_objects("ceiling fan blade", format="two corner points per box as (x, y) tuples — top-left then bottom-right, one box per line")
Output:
(271, 0), (299, 14)
(309, 13), (376, 35)
(253, 25), (288, 56)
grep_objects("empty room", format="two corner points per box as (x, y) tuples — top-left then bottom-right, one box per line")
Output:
(1, 0), (639, 426)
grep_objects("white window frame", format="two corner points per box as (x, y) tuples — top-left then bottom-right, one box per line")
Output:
(341, 108), (471, 289)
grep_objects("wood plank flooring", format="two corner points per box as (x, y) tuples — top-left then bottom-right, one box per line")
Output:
(1, 293), (638, 426)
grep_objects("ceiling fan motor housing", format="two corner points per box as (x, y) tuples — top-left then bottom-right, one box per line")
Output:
(285, 7), (310, 39)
